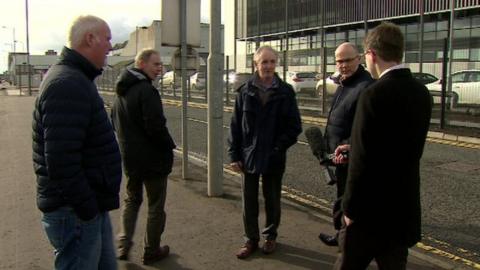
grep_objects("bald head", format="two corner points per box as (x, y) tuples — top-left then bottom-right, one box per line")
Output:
(335, 42), (359, 56)
(335, 42), (361, 80)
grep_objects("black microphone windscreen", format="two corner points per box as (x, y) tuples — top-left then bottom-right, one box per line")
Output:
(304, 127), (326, 160)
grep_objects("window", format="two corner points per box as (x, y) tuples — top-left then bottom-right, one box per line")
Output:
(453, 49), (469, 60)
(467, 72), (480, 82)
(452, 72), (466, 83)
(470, 48), (480, 61)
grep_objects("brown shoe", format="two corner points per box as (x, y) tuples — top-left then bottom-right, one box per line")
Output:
(262, 239), (276, 254)
(142, 245), (170, 265)
(236, 241), (258, 259)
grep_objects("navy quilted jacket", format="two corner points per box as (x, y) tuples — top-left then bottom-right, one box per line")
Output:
(32, 47), (122, 221)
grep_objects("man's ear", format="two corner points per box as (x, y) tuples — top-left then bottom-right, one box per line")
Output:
(137, 60), (146, 70)
(85, 32), (96, 47)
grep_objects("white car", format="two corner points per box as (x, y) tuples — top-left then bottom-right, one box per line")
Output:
(316, 72), (340, 98)
(285, 71), (318, 97)
(190, 72), (205, 90)
(426, 70), (480, 106)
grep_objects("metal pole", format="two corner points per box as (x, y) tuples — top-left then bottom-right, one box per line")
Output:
(283, 0), (289, 81)
(225, 55), (230, 106)
(419, 0), (425, 73)
(363, 0), (368, 34)
(440, 38), (448, 129)
(447, 0), (455, 110)
(11, 27), (16, 92)
(26, 0), (31, 96)
(180, 0), (189, 179)
(207, 0), (224, 196)
(233, 0), (238, 72)
(321, 0), (327, 115)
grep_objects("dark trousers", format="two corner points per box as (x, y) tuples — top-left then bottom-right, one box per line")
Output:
(334, 223), (408, 270)
(242, 172), (284, 242)
(118, 174), (168, 255)
(333, 166), (348, 230)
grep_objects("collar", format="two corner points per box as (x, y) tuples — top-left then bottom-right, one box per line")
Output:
(128, 67), (150, 82)
(340, 65), (367, 86)
(58, 46), (103, 81)
(379, 63), (405, 78)
(252, 72), (279, 91)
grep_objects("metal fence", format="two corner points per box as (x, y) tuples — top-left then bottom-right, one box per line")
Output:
(96, 50), (480, 135)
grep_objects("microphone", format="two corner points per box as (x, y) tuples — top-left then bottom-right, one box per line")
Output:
(305, 127), (336, 166)
(305, 127), (348, 185)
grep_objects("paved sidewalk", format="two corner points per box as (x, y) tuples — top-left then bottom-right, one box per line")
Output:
(0, 95), (451, 269)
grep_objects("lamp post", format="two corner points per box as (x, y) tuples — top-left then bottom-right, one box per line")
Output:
(26, 0), (32, 96)
(1, 26), (16, 88)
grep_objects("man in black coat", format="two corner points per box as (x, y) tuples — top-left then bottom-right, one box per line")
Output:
(333, 22), (432, 269)
(228, 46), (302, 259)
(319, 42), (373, 247)
(32, 15), (121, 270)
(111, 49), (175, 265)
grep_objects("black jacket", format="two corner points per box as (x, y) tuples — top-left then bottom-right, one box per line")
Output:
(32, 47), (122, 221)
(325, 65), (374, 153)
(227, 74), (302, 174)
(342, 68), (432, 247)
(111, 68), (175, 178)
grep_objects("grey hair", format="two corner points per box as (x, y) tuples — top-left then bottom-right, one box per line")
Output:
(253, 45), (279, 64)
(68, 15), (107, 48)
(134, 48), (159, 67)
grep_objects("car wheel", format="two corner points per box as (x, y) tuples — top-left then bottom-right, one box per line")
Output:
(449, 92), (459, 109)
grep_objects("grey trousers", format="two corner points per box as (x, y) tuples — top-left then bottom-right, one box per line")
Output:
(118, 174), (168, 255)
(242, 172), (284, 242)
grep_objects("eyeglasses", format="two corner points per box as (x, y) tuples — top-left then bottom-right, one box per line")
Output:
(360, 50), (374, 58)
(335, 56), (360, 64)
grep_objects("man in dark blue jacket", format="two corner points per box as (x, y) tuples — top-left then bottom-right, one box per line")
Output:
(111, 49), (175, 265)
(319, 42), (374, 246)
(228, 46), (302, 259)
(32, 15), (121, 270)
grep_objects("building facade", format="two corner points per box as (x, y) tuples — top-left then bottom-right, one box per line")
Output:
(232, 0), (480, 77)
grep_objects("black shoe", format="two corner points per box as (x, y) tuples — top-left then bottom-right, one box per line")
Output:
(142, 245), (170, 265)
(318, 233), (338, 246)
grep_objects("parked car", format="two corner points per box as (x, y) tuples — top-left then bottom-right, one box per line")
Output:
(285, 71), (318, 97)
(160, 71), (180, 89)
(412, 72), (438, 85)
(227, 72), (252, 91)
(316, 72), (340, 98)
(190, 72), (205, 90)
(426, 70), (480, 106)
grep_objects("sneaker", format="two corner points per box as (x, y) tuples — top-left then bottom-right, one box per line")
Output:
(142, 245), (170, 265)
(236, 240), (258, 259)
(262, 239), (276, 254)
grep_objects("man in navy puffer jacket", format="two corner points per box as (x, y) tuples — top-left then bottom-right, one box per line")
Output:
(32, 15), (121, 270)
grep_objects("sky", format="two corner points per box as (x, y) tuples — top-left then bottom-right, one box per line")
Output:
(0, 0), (218, 73)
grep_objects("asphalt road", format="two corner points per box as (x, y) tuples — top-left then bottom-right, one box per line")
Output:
(157, 104), (480, 264)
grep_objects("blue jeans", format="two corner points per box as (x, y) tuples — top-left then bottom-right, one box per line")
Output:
(41, 207), (117, 270)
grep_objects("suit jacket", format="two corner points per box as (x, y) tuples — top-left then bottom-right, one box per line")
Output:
(342, 68), (432, 247)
